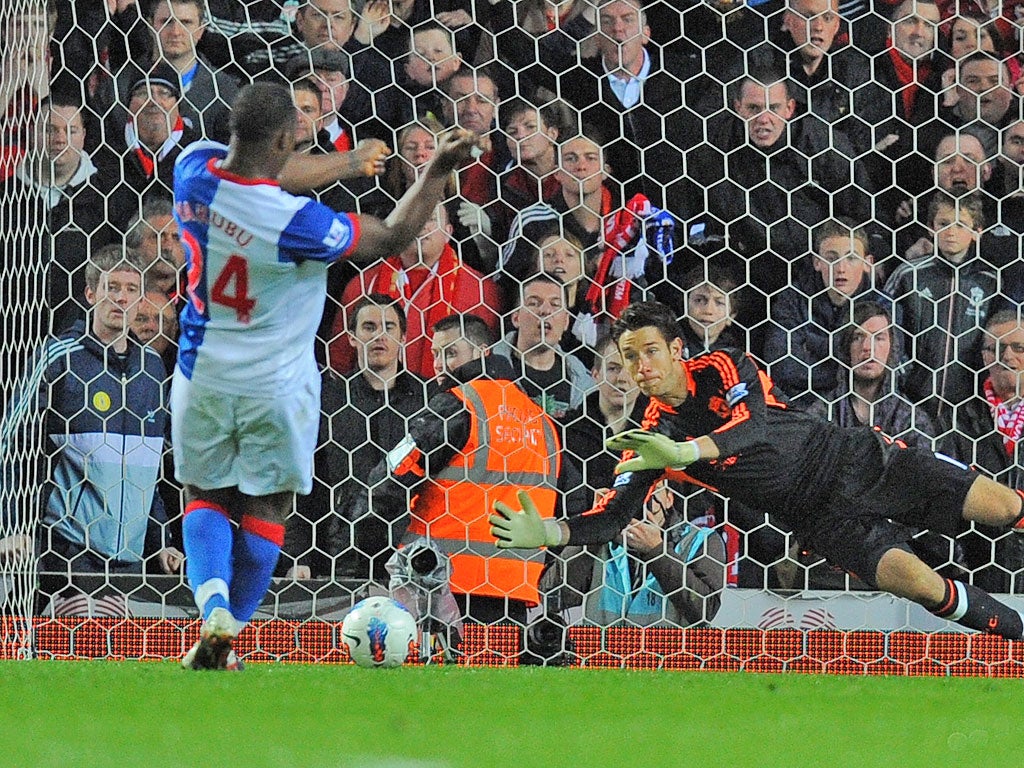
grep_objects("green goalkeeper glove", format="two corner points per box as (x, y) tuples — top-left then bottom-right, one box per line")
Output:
(490, 490), (565, 549)
(605, 429), (701, 474)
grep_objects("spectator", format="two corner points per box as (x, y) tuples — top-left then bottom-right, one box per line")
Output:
(488, 0), (597, 99)
(992, 118), (1024, 238)
(561, 333), (645, 493)
(132, 289), (180, 377)
(690, 69), (875, 353)
(492, 98), (567, 246)
(555, 0), (700, 215)
(995, 118), (1024, 201)
(492, 273), (596, 419)
(885, 192), (998, 427)
(284, 49), (354, 153)
(775, 0), (878, 154)
(98, 62), (201, 224)
(679, 263), (744, 358)
(366, 0), (482, 63)
(501, 127), (616, 288)
(124, 195), (186, 298)
(860, 0), (945, 206)
(896, 129), (1006, 263)
(391, 21), (463, 128)
(288, 294), (428, 580)
(935, 0), (1024, 44)
(764, 219), (887, 404)
(0, 3), (53, 179)
(327, 203), (502, 377)
(0, 245), (182, 617)
(808, 299), (936, 446)
(291, 77), (331, 155)
(535, 230), (600, 365)
(5, 95), (117, 337)
(111, 0), (240, 143)
(354, 314), (573, 627)
(372, 116), (456, 209)
(441, 65), (509, 212)
(941, 307), (1024, 592)
(549, 480), (726, 627)
(937, 51), (1019, 152)
(254, 0), (399, 140)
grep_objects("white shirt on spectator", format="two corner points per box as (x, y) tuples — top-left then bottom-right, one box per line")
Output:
(604, 49), (650, 109)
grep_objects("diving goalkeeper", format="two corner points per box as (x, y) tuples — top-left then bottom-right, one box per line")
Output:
(490, 300), (1024, 640)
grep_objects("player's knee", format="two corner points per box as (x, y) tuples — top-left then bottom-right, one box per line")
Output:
(963, 477), (1022, 527)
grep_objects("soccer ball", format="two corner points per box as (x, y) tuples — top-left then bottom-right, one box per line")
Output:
(341, 596), (417, 668)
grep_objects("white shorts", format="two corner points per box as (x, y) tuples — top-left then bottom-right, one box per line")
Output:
(170, 368), (320, 496)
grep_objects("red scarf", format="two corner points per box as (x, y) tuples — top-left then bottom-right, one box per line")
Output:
(371, 243), (463, 368)
(984, 376), (1024, 456)
(886, 38), (931, 119)
(586, 191), (647, 320)
(332, 129), (351, 153)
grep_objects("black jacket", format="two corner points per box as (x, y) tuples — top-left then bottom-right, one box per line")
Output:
(285, 368), (429, 578)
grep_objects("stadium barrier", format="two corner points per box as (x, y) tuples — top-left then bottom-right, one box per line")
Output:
(8, 616), (1024, 677)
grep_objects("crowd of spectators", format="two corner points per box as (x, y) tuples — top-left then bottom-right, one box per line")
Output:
(5, 0), (1024, 633)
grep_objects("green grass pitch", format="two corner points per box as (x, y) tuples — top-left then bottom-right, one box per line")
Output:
(3, 660), (1021, 768)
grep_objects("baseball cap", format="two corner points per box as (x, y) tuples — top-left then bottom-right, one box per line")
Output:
(284, 49), (351, 80)
(129, 62), (182, 100)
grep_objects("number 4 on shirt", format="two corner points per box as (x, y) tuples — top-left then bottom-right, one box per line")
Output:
(182, 229), (257, 323)
(210, 254), (256, 323)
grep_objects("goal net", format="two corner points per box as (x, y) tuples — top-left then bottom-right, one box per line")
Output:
(3, 0), (1024, 673)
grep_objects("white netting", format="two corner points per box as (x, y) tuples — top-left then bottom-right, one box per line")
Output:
(3, 0), (1024, 668)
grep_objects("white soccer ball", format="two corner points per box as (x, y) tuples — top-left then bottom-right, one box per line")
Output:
(341, 596), (417, 668)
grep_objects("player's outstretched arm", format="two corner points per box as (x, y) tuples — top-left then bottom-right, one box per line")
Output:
(606, 430), (718, 473)
(490, 490), (568, 550)
(279, 139), (391, 192)
(350, 128), (481, 261)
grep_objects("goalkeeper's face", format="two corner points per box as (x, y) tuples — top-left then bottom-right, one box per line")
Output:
(617, 326), (686, 403)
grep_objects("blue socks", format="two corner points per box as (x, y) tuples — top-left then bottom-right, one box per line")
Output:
(183, 502), (233, 620)
(230, 515), (284, 624)
(183, 503), (284, 624)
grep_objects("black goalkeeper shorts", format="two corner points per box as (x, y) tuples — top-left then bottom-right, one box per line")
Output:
(797, 433), (978, 588)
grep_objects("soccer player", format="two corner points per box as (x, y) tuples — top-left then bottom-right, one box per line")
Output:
(490, 301), (1024, 641)
(172, 82), (479, 670)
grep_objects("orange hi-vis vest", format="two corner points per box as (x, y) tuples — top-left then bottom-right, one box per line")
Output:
(404, 379), (561, 605)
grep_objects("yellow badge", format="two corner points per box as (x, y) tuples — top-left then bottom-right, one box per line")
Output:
(92, 391), (112, 412)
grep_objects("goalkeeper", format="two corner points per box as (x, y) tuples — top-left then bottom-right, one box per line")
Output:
(491, 300), (1024, 640)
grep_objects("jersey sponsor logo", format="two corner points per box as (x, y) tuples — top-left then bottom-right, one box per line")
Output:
(613, 471), (633, 487)
(92, 391), (112, 412)
(725, 383), (748, 407)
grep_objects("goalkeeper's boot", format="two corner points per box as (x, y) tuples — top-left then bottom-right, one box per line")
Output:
(182, 607), (238, 670)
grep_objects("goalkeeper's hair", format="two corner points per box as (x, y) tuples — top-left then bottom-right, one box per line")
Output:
(432, 314), (494, 347)
(85, 244), (145, 291)
(611, 301), (684, 346)
(230, 83), (297, 145)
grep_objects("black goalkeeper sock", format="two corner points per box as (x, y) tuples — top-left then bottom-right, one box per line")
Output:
(931, 578), (1024, 641)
